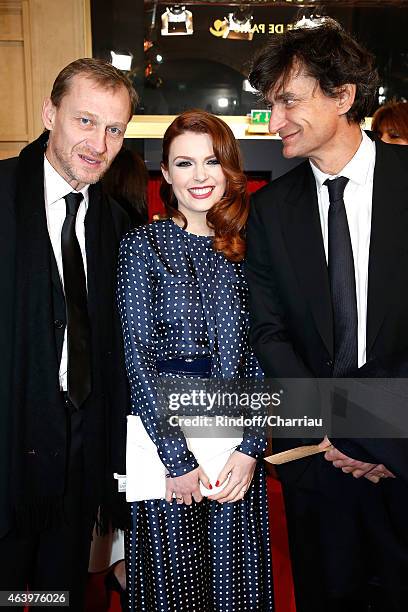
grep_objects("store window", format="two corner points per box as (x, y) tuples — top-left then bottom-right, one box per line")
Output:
(91, 1), (407, 116)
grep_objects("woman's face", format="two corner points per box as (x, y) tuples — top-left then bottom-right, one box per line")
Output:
(161, 131), (227, 222)
(378, 125), (408, 146)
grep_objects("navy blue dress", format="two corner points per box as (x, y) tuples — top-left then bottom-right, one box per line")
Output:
(117, 219), (274, 611)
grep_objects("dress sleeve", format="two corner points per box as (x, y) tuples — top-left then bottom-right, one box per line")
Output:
(117, 232), (199, 477)
(236, 348), (268, 460)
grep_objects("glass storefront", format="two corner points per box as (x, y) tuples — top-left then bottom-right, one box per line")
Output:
(91, 1), (407, 117)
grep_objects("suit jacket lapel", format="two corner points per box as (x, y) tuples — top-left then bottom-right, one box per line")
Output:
(84, 183), (103, 324)
(281, 163), (333, 356)
(19, 133), (64, 302)
(367, 141), (408, 355)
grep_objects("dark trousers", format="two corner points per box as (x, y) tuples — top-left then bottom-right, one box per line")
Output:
(0, 410), (96, 611)
(281, 456), (408, 612)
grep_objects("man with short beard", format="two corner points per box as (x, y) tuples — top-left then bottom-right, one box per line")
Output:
(0, 58), (136, 610)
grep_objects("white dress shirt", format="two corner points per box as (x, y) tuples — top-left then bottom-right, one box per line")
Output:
(310, 131), (376, 368)
(43, 156), (89, 390)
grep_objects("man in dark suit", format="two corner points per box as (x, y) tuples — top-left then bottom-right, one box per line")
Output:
(246, 18), (408, 612)
(0, 58), (134, 610)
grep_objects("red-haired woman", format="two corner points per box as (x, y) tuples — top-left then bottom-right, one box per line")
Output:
(117, 110), (273, 611)
(372, 101), (408, 145)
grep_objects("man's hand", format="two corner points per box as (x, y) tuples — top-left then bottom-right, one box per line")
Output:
(318, 437), (396, 483)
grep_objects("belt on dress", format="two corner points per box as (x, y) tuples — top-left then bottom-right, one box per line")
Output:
(156, 356), (211, 376)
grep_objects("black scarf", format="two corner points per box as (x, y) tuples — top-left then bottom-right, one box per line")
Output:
(11, 133), (129, 533)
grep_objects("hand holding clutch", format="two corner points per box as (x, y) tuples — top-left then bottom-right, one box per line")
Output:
(126, 415), (243, 501)
(165, 466), (212, 505)
(208, 450), (257, 504)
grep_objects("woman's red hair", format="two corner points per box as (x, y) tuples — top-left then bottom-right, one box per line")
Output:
(372, 101), (408, 142)
(160, 110), (248, 262)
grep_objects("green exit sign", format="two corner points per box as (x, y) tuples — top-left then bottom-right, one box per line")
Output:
(251, 110), (271, 124)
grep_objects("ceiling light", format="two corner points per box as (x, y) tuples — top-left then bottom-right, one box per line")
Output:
(218, 98), (229, 108)
(226, 8), (254, 41)
(243, 79), (257, 93)
(294, 15), (327, 29)
(161, 5), (193, 36)
(110, 51), (132, 71)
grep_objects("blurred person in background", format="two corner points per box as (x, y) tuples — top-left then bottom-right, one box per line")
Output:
(89, 146), (148, 610)
(371, 101), (408, 145)
(103, 146), (149, 226)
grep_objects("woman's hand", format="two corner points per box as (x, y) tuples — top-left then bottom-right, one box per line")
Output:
(165, 467), (211, 505)
(208, 450), (257, 504)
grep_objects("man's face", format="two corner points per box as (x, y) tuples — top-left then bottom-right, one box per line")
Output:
(42, 74), (131, 190)
(266, 67), (344, 163)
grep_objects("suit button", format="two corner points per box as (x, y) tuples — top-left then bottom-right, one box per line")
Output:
(326, 360), (333, 367)
(54, 319), (64, 329)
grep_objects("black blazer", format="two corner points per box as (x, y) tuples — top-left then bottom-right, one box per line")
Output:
(0, 141), (130, 536)
(246, 139), (408, 482)
(0, 158), (17, 536)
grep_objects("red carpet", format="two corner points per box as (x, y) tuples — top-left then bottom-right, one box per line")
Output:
(267, 475), (297, 612)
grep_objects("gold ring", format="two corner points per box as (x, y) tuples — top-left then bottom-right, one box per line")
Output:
(176, 496), (183, 500)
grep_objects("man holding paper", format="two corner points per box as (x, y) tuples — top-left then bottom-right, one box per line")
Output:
(246, 18), (408, 612)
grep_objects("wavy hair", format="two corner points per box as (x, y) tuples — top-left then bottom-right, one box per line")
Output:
(249, 18), (378, 124)
(160, 110), (248, 262)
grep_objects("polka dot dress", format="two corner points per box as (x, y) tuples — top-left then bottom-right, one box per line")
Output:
(117, 219), (274, 611)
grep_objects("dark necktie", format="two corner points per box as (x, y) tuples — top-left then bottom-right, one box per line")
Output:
(325, 176), (358, 377)
(61, 192), (92, 408)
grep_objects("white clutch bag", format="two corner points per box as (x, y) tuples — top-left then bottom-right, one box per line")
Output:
(126, 415), (242, 502)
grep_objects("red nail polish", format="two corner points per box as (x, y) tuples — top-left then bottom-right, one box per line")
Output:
(215, 480), (220, 487)
(209, 484), (213, 490)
